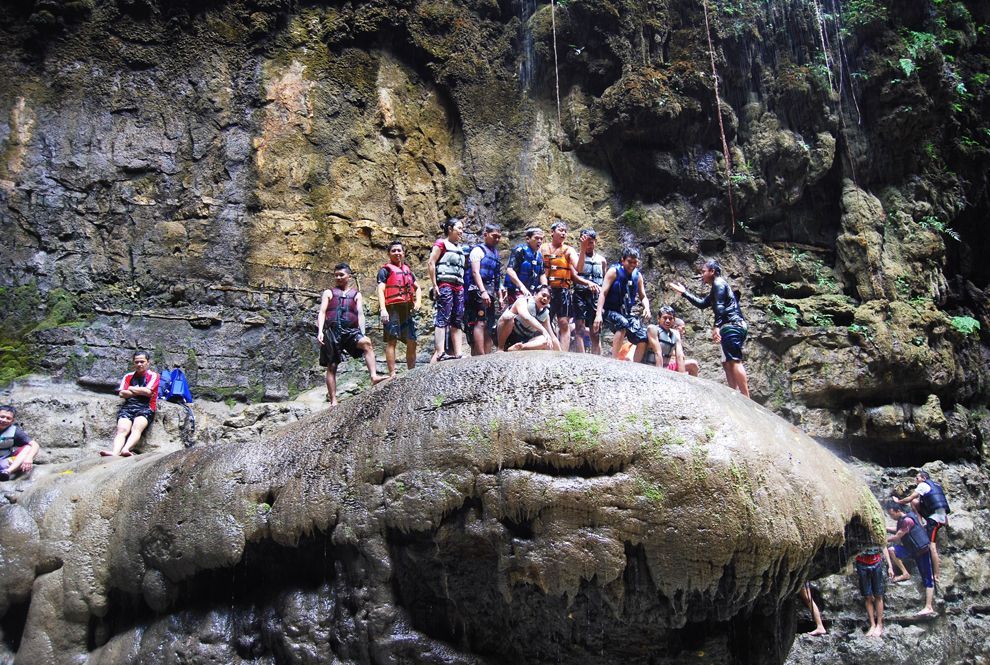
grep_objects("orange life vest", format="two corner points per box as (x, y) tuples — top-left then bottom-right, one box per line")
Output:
(382, 263), (415, 305)
(543, 244), (573, 288)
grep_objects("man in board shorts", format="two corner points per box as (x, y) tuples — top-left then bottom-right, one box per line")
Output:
(100, 351), (160, 457)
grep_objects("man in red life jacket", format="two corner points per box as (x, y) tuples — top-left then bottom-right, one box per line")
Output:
(377, 241), (423, 378)
(318, 263), (385, 406)
(99, 351), (161, 457)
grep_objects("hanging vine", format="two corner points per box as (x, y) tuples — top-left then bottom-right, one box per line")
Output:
(551, 0), (562, 127)
(701, 0), (736, 233)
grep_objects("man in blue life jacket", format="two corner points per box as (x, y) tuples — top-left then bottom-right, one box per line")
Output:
(593, 247), (651, 361)
(377, 242), (423, 378)
(465, 224), (505, 355)
(503, 227), (547, 307)
(573, 229), (607, 354)
(669, 259), (750, 397)
(885, 501), (936, 617)
(318, 263), (385, 406)
(893, 470), (950, 584)
(0, 405), (40, 480)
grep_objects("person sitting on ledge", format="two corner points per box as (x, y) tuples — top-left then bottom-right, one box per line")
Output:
(885, 501), (936, 617)
(0, 405), (40, 480)
(100, 351), (160, 457)
(496, 284), (561, 352)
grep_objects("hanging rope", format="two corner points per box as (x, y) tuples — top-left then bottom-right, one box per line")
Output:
(701, 0), (736, 233)
(551, 0), (562, 127)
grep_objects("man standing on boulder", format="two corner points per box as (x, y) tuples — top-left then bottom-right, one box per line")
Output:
(573, 229), (607, 354)
(319, 263), (384, 405)
(669, 259), (750, 397)
(100, 351), (161, 457)
(465, 223), (504, 355)
(428, 218), (467, 362)
(593, 247), (651, 361)
(0, 405), (40, 479)
(377, 241), (422, 378)
(885, 501), (936, 617)
(503, 227), (547, 308)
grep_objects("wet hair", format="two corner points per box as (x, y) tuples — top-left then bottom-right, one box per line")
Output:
(550, 220), (567, 232)
(917, 470), (931, 480)
(621, 247), (640, 261)
(133, 350), (149, 361)
(524, 227), (544, 239)
(0, 405), (16, 416)
(483, 223), (502, 234)
(580, 228), (597, 239)
(334, 263), (352, 274)
(442, 218), (463, 235)
(884, 500), (903, 513)
(533, 284), (551, 296)
(704, 259), (722, 276)
(388, 240), (404, 252)
(659, 305), (676, 316)
(675, 318), (685, 327)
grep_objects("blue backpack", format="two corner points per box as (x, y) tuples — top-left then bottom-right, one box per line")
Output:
(158, 367), (196, 446)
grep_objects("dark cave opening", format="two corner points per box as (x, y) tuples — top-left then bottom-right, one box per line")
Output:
(1, 597), (30, 654)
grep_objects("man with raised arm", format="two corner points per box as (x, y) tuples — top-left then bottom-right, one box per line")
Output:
(669, 259), (750, 397)
(377, 241), (422, 378)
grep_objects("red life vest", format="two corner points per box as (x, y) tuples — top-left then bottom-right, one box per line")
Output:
(382, 263), (416, 305)
(328, 288), (359, 328)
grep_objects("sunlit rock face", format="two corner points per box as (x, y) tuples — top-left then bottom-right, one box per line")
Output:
(1, 354), (881, 664)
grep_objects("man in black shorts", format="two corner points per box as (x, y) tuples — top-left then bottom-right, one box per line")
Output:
(465, 224), (504, 355)
(318, 263), (384, 405)
(594, 247), (651, 361)
(573, 229), (606, 354)
(100, 351), (161, 457)
(0, 405), (40, 479)
(377, 242), (422, 378)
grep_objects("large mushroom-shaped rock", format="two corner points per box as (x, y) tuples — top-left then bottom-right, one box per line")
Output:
(4, 354), (881, 664)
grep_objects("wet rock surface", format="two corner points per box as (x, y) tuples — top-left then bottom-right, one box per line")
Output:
(0, 354), (879, 664)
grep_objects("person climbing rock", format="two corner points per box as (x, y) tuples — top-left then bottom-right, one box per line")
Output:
(0, 405), (40, 480)
(854, 542), (895, 638)
(503, 227), (546, 307)
(377, 241), (422, 378)
(669, 259), (749, 397)
(798, 583), (827, 637)
(594, 247), (651, 361)
(100, 351), (161, 457)
(496, 284), (561, 352)
(673, 317), (701, 376)
(428, 218), (467, 362)
(318, 263), (385, 406)
(573, 229), (607, 355)
(894, 470), (950, 584)
(885, 501), (936, 617)
(465, 223), (504, 355)
(541, 220), (581, 352)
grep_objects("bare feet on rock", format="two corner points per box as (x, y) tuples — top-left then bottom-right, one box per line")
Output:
(98, 450), (116, 457)
(807, 627), (826, 637)
(892, 573), (911, 582)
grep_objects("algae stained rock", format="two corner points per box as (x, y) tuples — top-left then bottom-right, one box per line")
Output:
(4, 354), (881, 664)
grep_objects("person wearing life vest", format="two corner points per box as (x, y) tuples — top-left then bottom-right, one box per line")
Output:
(99, 351), (161, 457)
(594, 247), (651, 361)
(465, 223), (505, 355)
(669, 258), (750, 398)
(573, 229), (607, 355)
(504, 227), (547, 307)
(885, 501), (936, 617)
(894, 470), (951, 584)
(853, 540), (895, 638)
(0, 405), (40, 480)
(541, 220), (584, 352)
(497, 285), (561, 352)
(428, 218), (467, 363)
(318, 263), (384, 406)
(377, 241), (422, 379)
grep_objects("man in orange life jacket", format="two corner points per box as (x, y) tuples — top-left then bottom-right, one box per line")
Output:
(318, 263), (384, 405)
(541, 220), (582, 352)
(377, 241), (423, 378)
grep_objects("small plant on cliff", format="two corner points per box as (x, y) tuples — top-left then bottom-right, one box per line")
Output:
(950, 316), (981, 337)
(918, 215), (960, 241)
(763, 295), (799, 330)
(841, 0), (887, 32)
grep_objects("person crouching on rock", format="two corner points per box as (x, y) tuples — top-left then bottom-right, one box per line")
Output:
(669, 258), (749, 397)
(593, 247), (651, 361)
(100, 351), (160, 457)
(428, 217), (466, 362)
(0, 405), (40, 479)
(377, 241), (422, 378)
(496, 284), (561, 352)
(318, 263), (385, 406)
(885, 501), (937, 617)
(853, 542), (895, 637)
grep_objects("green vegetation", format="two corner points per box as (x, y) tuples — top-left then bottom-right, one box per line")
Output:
(918, 215), (961, 241)
(555, 408), (604, 451)
(636, 478), (665, 505)
(762, 295), (799, 329)
(809, 312), (834, 327)
(620, 202), (648, 233)
(840, 0), (887, 32)
(950, 316), (981, 337)
(848, 322), (875, 341)
(0, 284), (88, 385)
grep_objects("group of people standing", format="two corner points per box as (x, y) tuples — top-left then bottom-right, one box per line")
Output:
(316, 217), (751, 405)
